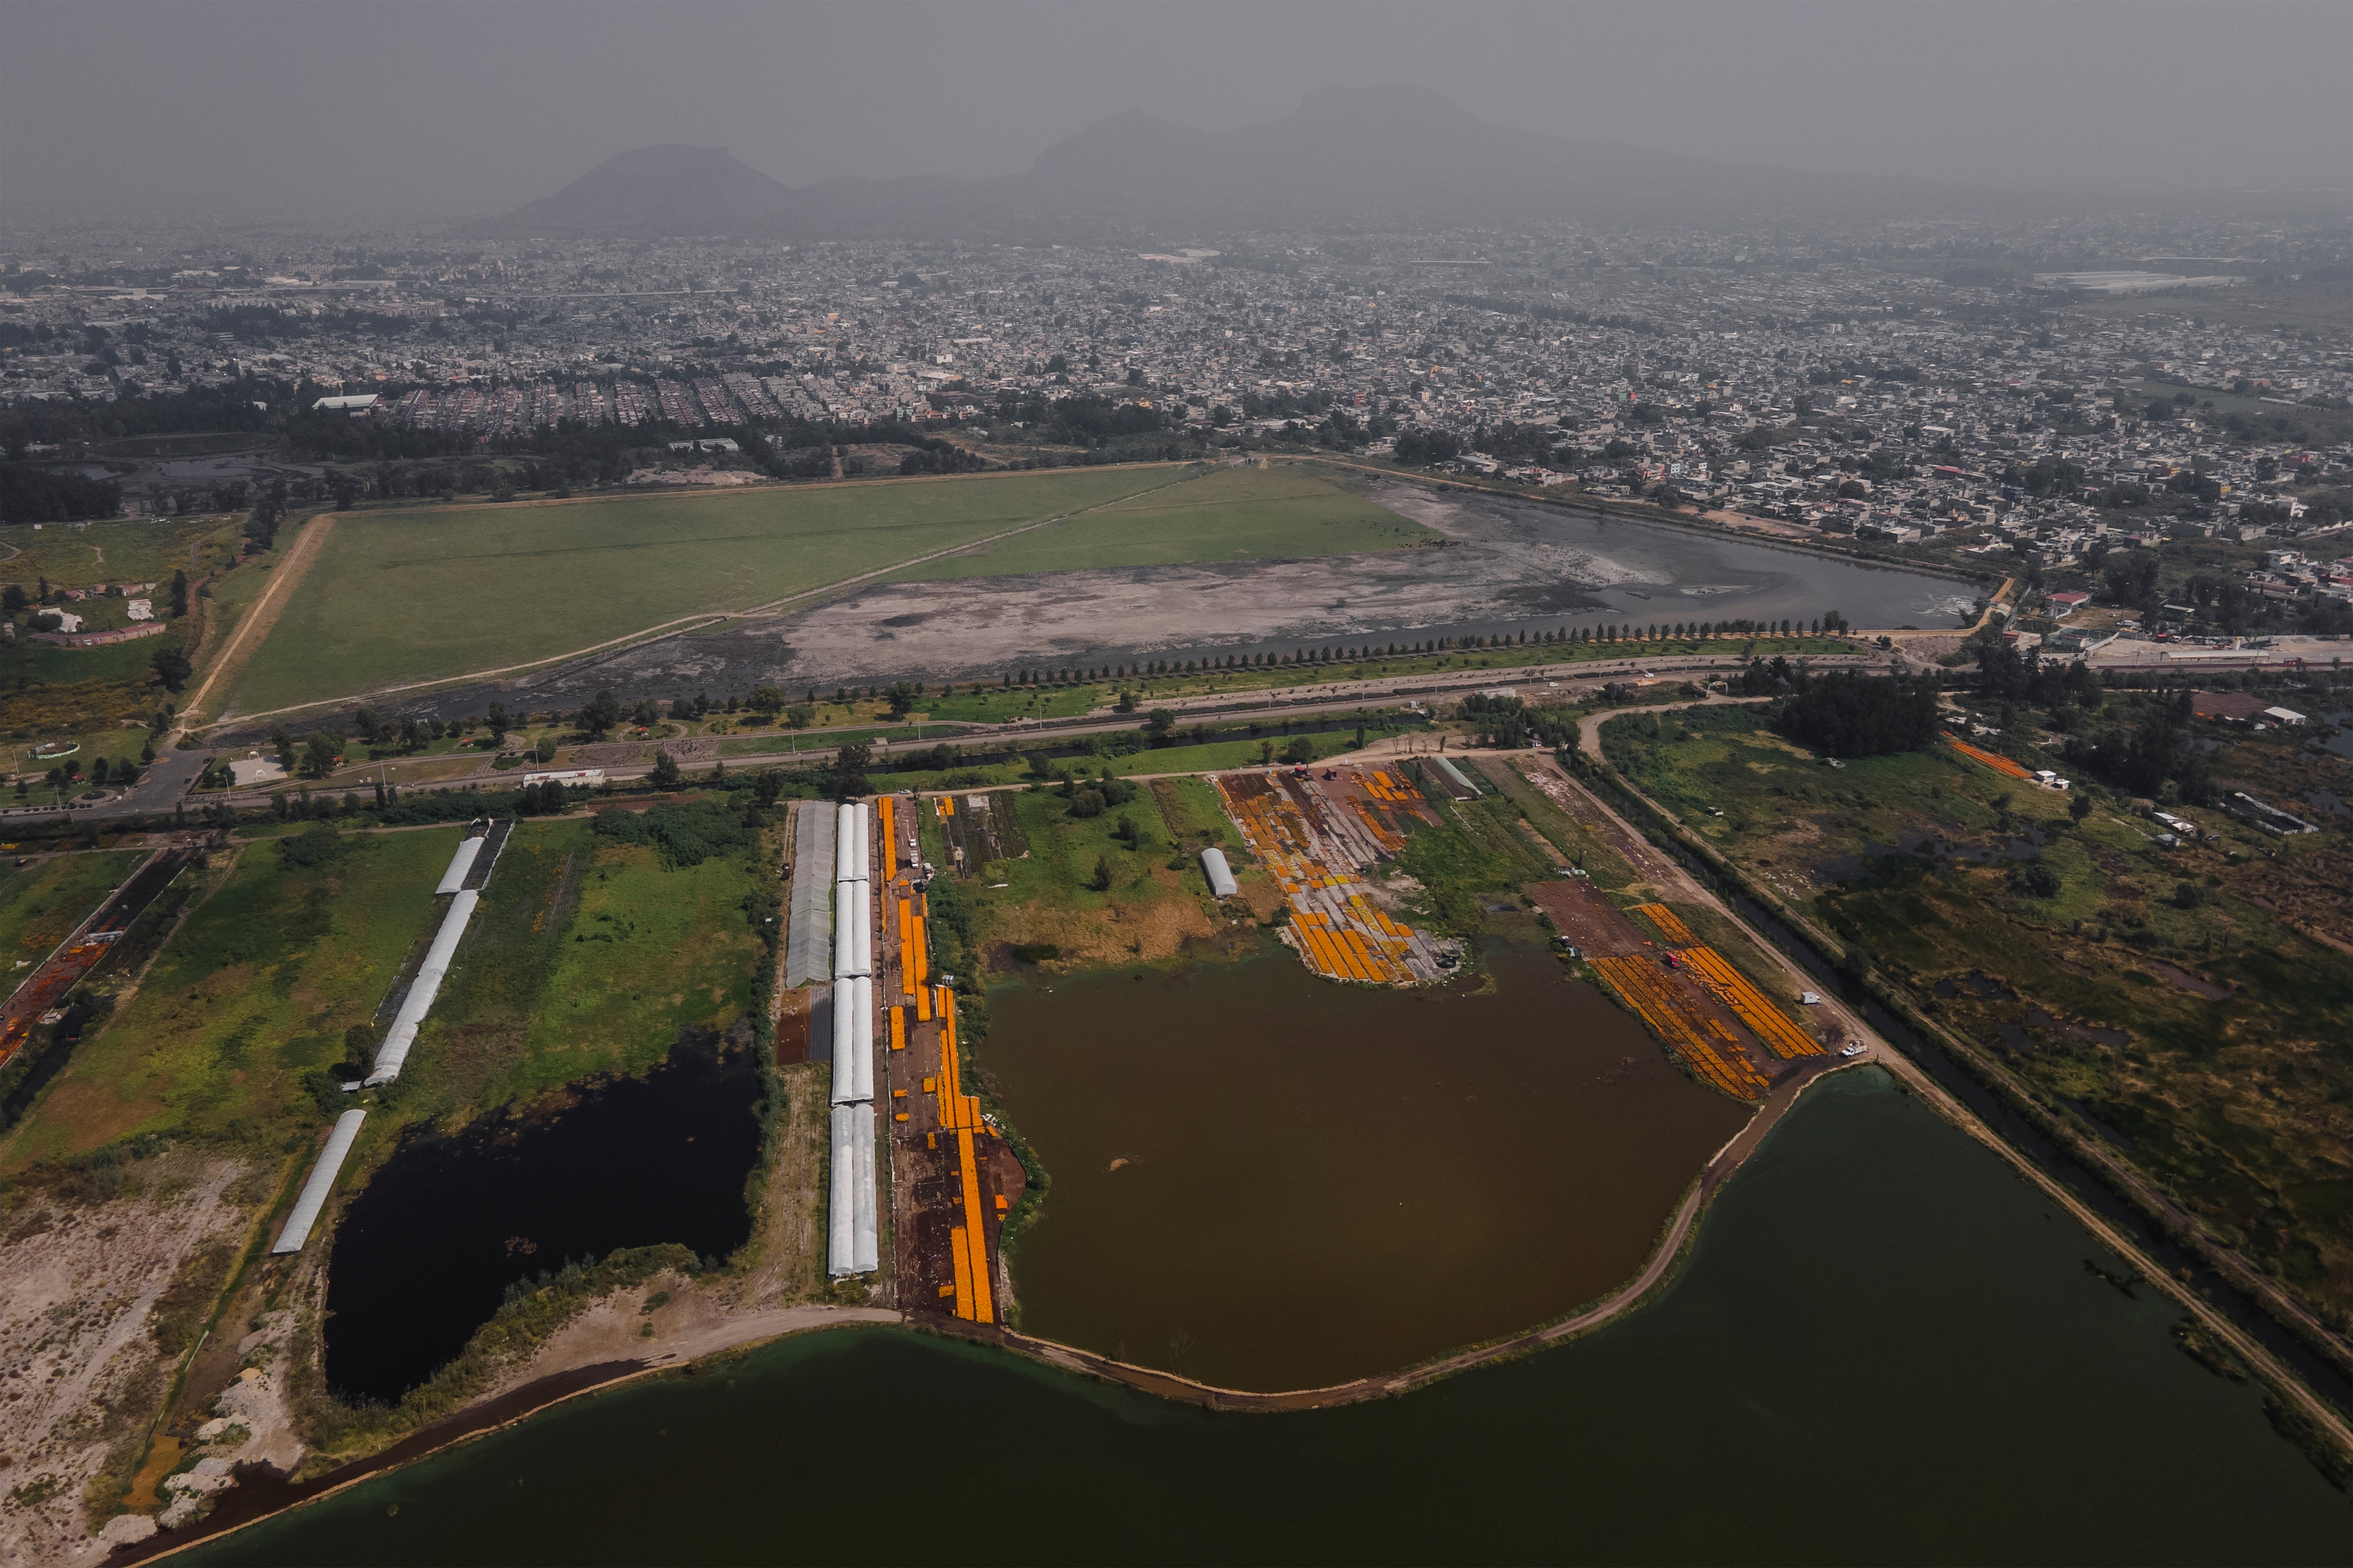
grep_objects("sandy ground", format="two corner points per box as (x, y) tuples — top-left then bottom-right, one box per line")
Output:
(623, 468), (762, 488)
(482, 1280), (900, 1396)
(0, 1152), (256, 1567)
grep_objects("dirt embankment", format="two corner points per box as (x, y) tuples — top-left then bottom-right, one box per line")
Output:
(177, 515), (334, 734)
(0, 1151), (260, 1566)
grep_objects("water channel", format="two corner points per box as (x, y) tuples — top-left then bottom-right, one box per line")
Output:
(984, 932), (1746, 1390)
(198, 1068), (2348, 1566)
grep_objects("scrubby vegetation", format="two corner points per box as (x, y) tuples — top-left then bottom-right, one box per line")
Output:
(1602, 689), (2353, 1331)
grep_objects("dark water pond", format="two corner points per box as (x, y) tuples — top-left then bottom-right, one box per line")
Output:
(323, 1034), (764, 1404)
(983, 933), (1748, 1390)
(200, 1070), (2349, 1566)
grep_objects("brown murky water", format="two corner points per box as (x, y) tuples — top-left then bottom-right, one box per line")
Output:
(982, 929), (1748, 1390)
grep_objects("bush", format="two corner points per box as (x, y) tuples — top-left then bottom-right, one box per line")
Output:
(277, 822), (345, 868)
(591, 799), (749, 868)
(2016, 860), (2062, 898)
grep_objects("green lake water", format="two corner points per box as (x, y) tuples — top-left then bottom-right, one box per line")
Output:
(195, 1068), (2348, 1566)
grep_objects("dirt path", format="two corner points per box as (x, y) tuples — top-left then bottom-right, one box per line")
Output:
(176, 515), (334, 735)
(213, 467), (1215, 729)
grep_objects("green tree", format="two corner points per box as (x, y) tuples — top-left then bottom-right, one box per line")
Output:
(578, 689), (620, 738)
(149, 644), (192, 691)
(302, 732), (339, 779)
(829, 741), (873, 800)
(534, 734), (558, 764)
(632, 699), (661, 727)
(884, 681), (921, 719)
(485, 701), (510, 741)
(749, 685), (786, 720)
(650, 749), (683, 789)
(170, 568), (189, 617)
(1283, 736), (1316, 765)
(1089, 854), (1113, 892)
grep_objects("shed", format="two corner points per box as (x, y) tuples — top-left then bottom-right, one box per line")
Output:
(1200, 846), (1239, 899)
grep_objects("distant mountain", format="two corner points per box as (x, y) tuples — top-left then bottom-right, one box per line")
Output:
(467, 145), (801, 237)
(469, 89), (2000, 240)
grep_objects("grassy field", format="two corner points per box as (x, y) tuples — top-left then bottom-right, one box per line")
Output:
(387, 820), (766, 1118)
(0, 628), (184, 692)
(1476, 759), (1639, 890)
(0, 516), (237, 595)
(0, 852), (145, 979)
(887, 463), (1434, 582)
(1394, 785), (1556, 938)
(2112, 378), (2353, 449)
(0, 828), (456, 1168)
(1602, 701), (2353, 1324)
(0, 812), (771, 1170)
(227, 468), (1186, 714)
(918, 777), (1245, 975)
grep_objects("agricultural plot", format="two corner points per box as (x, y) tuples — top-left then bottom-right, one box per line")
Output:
(1535, 878), (1786, 1100)
(226, 467), (1182, 714)
(1214, 768), (1453, 984)
(930, 784), (1230, 972)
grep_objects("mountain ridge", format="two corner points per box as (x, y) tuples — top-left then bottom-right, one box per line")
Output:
(463, 88), (2040, 240)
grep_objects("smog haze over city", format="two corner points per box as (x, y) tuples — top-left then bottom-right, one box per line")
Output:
(2, 4), (2351, 1565)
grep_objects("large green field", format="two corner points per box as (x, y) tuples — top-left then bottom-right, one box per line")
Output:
(886, 464), (1432, 583)
(227, 469), (1189, 716)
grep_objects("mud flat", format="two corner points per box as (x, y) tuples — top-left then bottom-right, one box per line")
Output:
(370, 482), (1970, 722)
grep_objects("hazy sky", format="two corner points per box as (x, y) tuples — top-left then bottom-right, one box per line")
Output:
(3, 0), (2345, 224)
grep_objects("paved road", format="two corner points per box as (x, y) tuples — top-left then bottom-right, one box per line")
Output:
(162, 650), (1885, 818)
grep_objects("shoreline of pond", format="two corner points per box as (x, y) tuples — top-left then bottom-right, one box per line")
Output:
(129, 1041), (1867, 1565)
